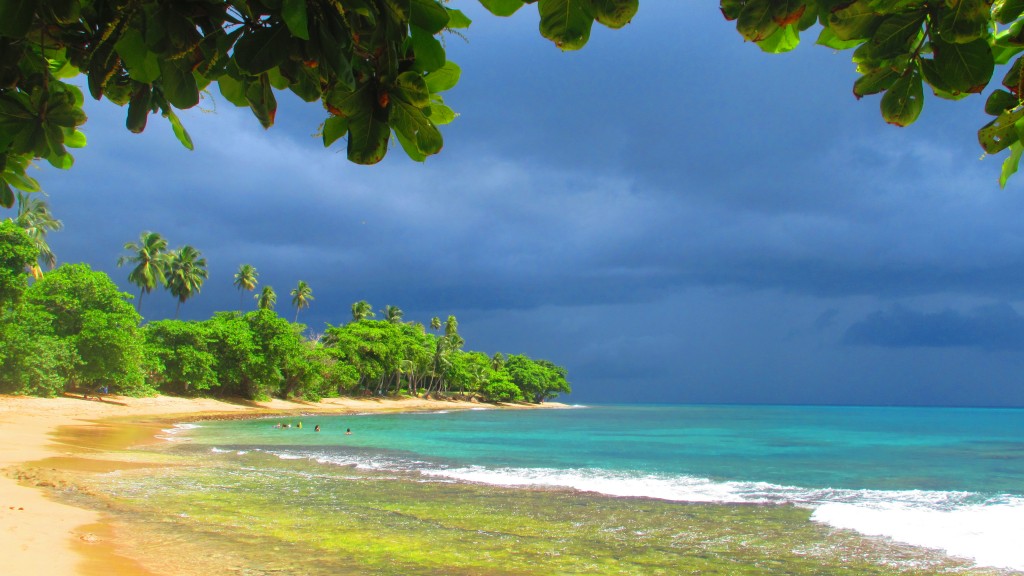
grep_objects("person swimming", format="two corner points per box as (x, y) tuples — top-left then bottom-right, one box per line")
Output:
(314, 425), (320, 432)
(345, 428), (352, 435)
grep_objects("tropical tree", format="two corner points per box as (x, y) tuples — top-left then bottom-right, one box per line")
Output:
(383, 305), (404, 324)
(430, 317), (442, 332)
(351, 300), (374, 322)
(233, 264), (259, 309)
(444, 315), (458, 338)
(256, 286), (277, 311)
(117, 231), (169, 313)
(13, 192), (62, 278)
(291, 281), (313, 323)
(166, 245), (208, 319)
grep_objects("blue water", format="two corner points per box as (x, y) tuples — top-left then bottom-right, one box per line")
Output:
(174, 404), (1024, 570)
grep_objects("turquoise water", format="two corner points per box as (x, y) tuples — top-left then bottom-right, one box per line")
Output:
(174, 404), (1024, 571)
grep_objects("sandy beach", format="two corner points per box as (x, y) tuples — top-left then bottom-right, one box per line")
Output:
(0, 393), (544, 576)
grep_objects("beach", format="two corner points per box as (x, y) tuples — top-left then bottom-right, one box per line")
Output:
(0, 393), (539, 576)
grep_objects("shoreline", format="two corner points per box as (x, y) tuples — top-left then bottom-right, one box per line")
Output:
(0, 393), (562, 576)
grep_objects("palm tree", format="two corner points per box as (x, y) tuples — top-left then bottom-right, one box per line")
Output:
(351, 300), (374, 322)
(14, 191), (62, 278)
(166, 245), (208, 318)
(290, 281), (313, 322)
(444, 315), (458, 338)
(117, 231), (169, 313)
(430, 316), (441, 332)
(255, 285), (277, 310)
(233, 263), (259, 309)
(383, 304), (404, 324)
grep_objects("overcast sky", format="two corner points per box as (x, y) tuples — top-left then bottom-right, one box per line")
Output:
(27, 3), (1024, 406)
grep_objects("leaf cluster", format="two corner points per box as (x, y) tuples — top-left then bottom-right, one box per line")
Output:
(722, 0), (1024, 186)
(0, 0), (638, 207)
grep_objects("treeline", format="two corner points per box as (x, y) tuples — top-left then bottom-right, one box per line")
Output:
(0, 222), (570, 403)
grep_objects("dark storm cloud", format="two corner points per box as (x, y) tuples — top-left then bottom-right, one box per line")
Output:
(843, 303), (1024, 350)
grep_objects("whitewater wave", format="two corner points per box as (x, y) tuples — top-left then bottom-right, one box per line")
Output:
(157, 422), (202, 442)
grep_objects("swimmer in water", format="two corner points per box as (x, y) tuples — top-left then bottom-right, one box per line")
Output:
(345, 428), (352, 435)
(314, 425), (320, 432)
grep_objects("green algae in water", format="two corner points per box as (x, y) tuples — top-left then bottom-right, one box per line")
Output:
(74, 448), (1008, 576)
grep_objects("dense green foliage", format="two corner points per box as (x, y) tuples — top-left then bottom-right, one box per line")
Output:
(722, 0), (1024, 186)
(0, 262), (148, 396)
(0, 224), (569, 401)
(0, 219), (35, 307)
(0, 0), (639, 209)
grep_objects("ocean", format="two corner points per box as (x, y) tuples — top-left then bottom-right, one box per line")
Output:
(97, 404), (1024, 574)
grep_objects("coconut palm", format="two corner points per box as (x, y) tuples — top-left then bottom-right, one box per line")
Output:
(255, 285), (277, 310)
(430, 316), (441, 332)
(233, 263), (259, 309)
(14, 191), (62, 278)
(166, 245), (208, 318)
(290, 281), (313, 322)
(383, 304), (404, 324)
(351, 300), (374, 322)
(444, 315), (458, 338)
(117, 231), (169, 313)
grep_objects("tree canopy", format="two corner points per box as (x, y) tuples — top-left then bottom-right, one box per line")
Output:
(722, 0), (1024, 186)
(0, 0), (639, 209)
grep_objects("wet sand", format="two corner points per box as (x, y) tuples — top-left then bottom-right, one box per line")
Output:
(0, 394), (554, 575)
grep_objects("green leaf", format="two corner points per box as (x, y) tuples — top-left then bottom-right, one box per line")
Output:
(44, 0), (80, 24)
(411, 25), (446, 73)
(927, 37), (994, 94)
(0, 182), (13, 209)
(158, 59), (200, 109)
(395, 72), (431, 108)
(390, 98), (443, 157)
(853, 67), (900, 98)
(828, 0), (881, 41)
(868, 12), (924, 59)
(428, 100), (457, 125)
(127, 84), (152, 133)
(995, 0), (1024, 24)
(591, 0), (638, 29)
(737, 0), (779, 42)
(217, 74), (249, 107)
(410, 0), (450, 35)
(4, 170), (41, 192)
(395, 129), (427, 162)
(424, 62), (461, 93)
(979, 105), (1024, 153)
(328, 84), (390, 164)
(1000, 141), (1024, 188)
(45, 150), (73, 170)
(816, 27), (864, 50)
(245, 74), (278, 129)
(115, 29), (161, 83)
(880, 68), (923, 126)
(539, 0), (595, 51)
(0, 2), (36, 37)
(62, 128), (86, 148)
(322, 115), (349, 147)
(479, 0), (525, 17)
(937, 0), (989, 44)
(986, 89), (1020, 116)
(445, 9), (472, 29)
(163, 108), (195, 150)
(234, 25), (291, 75)
(282, 0), (310, 40)
(757, 24), (800, 53)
